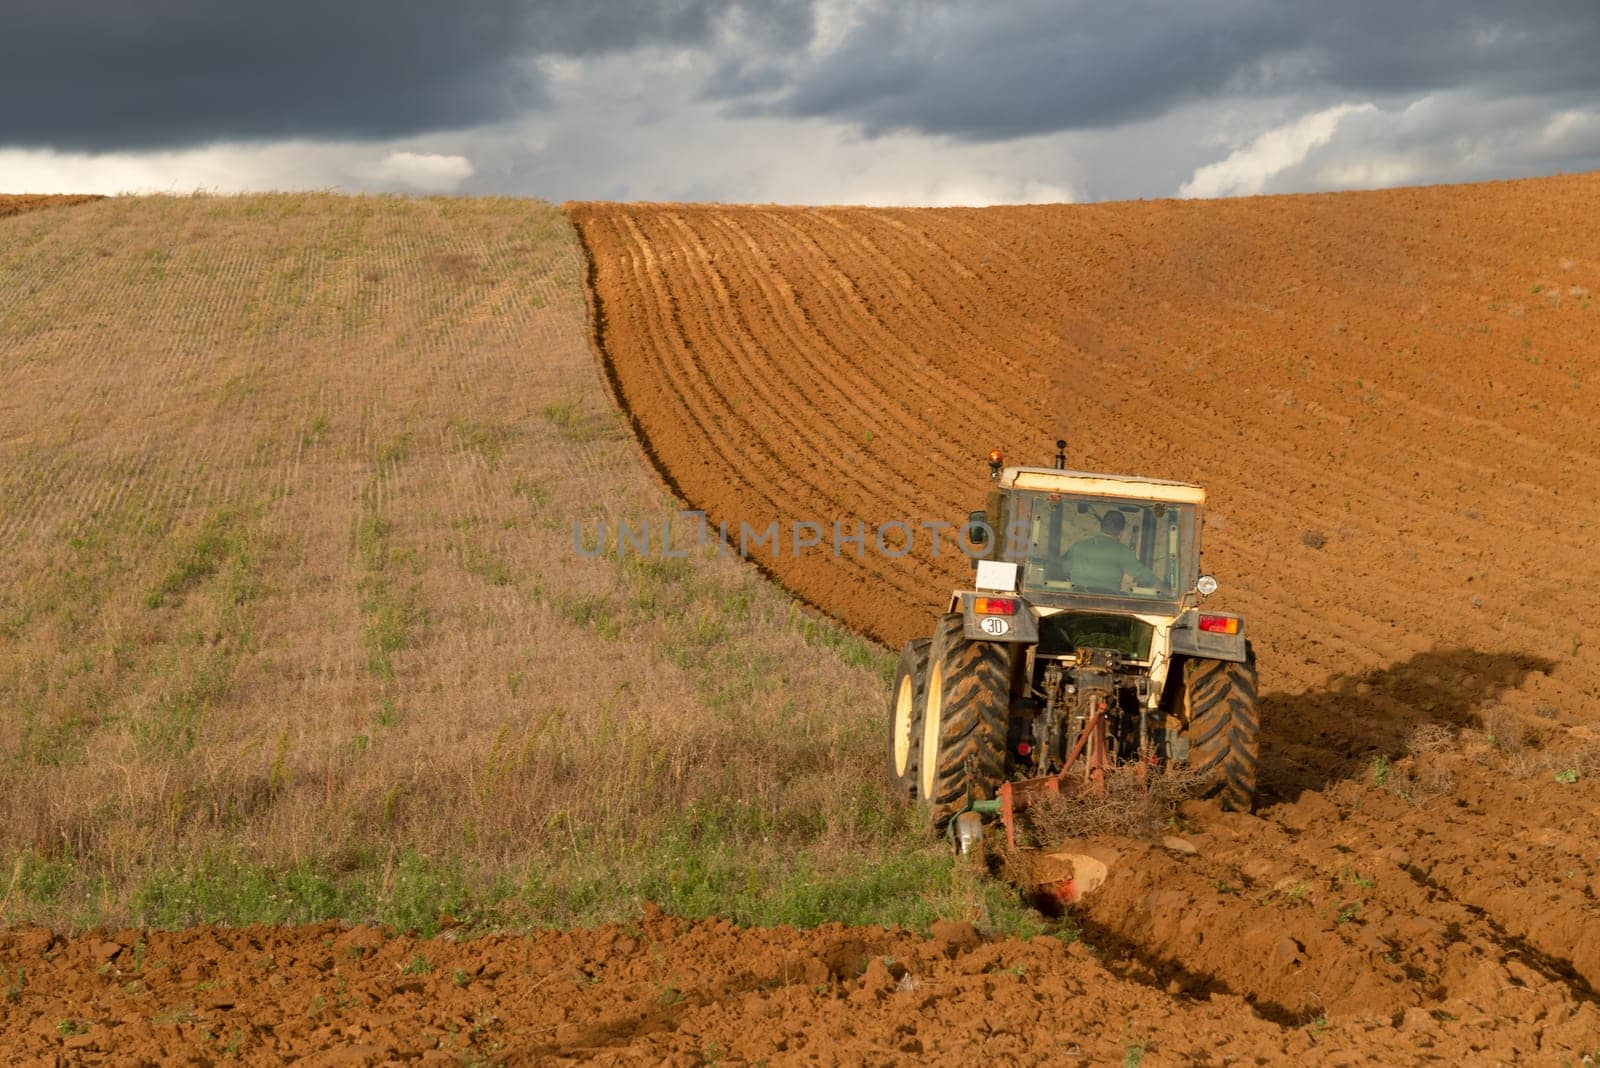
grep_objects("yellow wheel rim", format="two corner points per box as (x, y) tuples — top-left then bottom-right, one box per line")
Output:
(892, 674), (915, 777)
(919, 658), (944, 799)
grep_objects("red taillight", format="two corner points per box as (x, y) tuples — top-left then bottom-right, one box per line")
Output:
(1017, 742), (1032, 756)
(1198, 614), (1240, 635)
(974, 597), (1016, 615)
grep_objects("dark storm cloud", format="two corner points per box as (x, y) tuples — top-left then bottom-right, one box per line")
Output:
(0, 0), (813, 150)
(736, 0), (1600, 141)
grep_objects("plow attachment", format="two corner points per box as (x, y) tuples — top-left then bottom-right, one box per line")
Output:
(949, 702), (1151, 907)
(997, 700), (1154, 849)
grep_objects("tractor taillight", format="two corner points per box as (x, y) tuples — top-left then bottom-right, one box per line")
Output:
(1017, 742), (1032, 756)
(1198, 614), (1240, 635)
(975, 597), (1016, 615)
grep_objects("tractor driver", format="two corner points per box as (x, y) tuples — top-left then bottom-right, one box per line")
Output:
(1061, 510), (1157, 593)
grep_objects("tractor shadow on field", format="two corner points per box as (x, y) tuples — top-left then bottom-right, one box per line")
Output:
(1256, 646), (1555, 804)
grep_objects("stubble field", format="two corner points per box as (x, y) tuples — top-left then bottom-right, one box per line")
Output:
(0, 194), (1000, 1061)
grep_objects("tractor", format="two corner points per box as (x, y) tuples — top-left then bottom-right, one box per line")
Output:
(886, 441), (1259, 849)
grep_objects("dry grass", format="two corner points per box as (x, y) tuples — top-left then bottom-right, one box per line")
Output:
(1368, 718), (1600, 804)
(1405, 723), (1455, 754)
(1017, 764), (1209, 846)
(1482, 706), (1527, 755)
(1370, 725), (1459, 806)
(1493, 726), (1600, 782)
(0, 194), (1007, 933)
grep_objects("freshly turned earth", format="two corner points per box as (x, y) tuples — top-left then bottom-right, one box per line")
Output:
(6, 890), (1597, 1063)
(0, 193), (103, 217)
(563, 174), (1600, 1060)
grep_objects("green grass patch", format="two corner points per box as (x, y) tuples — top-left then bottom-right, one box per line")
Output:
(539, 400), (578, 428)
(300, 413), (331, 448)
(452, 542), (511, 587)
(538, 398), (619, 443)
(357, 574), (415, 679)
(377, 433), (413, 468)
(125, 849), (471, 935)
(448, 418), (519, 466)
(789, 606), (895, 684)
(145, 508), (247, 609)
(134, 647), (238, 756)
(13, 836), (1061, 941)
(4, 851), (74, 910)
(353, 455), (421, 680)
(510, 476), (550, 509)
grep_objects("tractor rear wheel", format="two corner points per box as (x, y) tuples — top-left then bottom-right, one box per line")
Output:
(918, 613), (1010, 830)
(886, 638), (931, 798)
(1182, 643), (1260, 811)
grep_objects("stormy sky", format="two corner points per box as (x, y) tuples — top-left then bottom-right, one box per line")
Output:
(4, 1), (1600, 204)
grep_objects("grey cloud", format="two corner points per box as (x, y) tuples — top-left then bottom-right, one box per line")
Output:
(1255, 91), (1600, 196)
(0, 0), (812, 151)
(738, 1), (1600, 141)
(8, 0), (1600, 204)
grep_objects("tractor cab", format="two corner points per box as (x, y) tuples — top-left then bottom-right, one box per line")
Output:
(964, 455), (1213, 664)
(989, 466), (1204, 610)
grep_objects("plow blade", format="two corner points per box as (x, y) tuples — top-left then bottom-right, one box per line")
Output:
(1028, 843), (1117, 910)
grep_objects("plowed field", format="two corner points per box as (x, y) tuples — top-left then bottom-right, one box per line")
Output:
(5, 181), (1599, 1061)
(0, 193), (102, 217)
(7, 902), (1595, 1064)
(569, 175), (1600, 1054)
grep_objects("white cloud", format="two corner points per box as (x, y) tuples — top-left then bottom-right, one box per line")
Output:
(0, 142), (476, 196)
(808, 0), (867, 58)
(357, 151), (476, 192)
(1177, 92), (1600, 200)
(1536, 108), (1600, 158)
(840, 173), (1075, 207)
(1179, 103), (1377, 198)
(473, 48), (1084, 205)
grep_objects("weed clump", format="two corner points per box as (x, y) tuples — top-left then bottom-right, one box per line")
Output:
(1017, 762), (1209, 846)
(1371, 725), (1458, 806)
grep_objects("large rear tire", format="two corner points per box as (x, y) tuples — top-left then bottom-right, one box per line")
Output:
(886, 638), (931, 798)
(1182, 642), (1260, 811)
(917, 613), (1011, 830)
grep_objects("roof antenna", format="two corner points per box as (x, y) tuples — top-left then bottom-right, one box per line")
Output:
(1054, 439), (1067, 470)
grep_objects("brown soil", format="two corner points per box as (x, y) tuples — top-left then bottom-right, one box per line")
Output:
(7, 900), (1593, 1064)
(567, 175), (1600, 1056)
(0, 194), (102, 218)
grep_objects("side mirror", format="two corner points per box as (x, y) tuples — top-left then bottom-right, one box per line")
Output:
(966, 509), (989, 546)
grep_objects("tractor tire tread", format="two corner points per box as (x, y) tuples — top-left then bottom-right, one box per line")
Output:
(1183, 642), (1260, 812)
(922, 614), (1010, 828)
